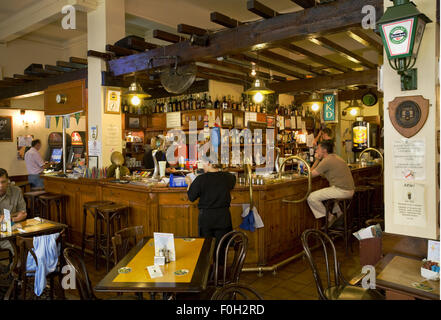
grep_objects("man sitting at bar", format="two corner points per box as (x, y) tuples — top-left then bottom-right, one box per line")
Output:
(0, 168), (27, 254)
(307, 141), (354, 227)
(313, 127), (333, 147)
(24, 139), (49, 189)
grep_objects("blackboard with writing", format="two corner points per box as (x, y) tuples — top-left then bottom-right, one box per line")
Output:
(0, 116), (12, 142)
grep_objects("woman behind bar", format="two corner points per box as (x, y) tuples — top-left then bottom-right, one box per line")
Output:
(185, 160), (236, 248)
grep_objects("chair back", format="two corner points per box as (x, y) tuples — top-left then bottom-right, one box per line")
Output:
(111, 225), (144, 265)
(63, 247), (97, 300)
(214, 230), (248, 287)
(211, 283), (263, 300)
(301, 229), (345, 300)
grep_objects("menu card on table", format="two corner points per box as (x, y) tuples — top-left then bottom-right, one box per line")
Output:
(154, 232), (176, 262)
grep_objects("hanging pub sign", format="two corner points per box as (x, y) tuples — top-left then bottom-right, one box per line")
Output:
(323, 94), (337, 123)
(388, 95), (429, 138)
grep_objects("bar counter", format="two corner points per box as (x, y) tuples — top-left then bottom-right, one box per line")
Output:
(42, 165), (381, 267)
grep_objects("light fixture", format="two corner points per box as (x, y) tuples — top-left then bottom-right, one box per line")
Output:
(377, 0), (432, 91)
(245, 78), (275, 103)
(343, 98), (362, 117)
(305, 92), (323, 112)
(19, 109), (36, 128)
(124, 79), (151, 106)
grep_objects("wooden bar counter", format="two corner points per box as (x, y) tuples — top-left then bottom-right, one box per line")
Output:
(43, 165), (381, 267)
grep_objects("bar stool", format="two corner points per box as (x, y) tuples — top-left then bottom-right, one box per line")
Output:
(95, 204), (129, 272)
(23, 190), (47, 219)
(81, 200), (114, 269)
(38, 193), (69, 241)
(353, 185), (376, 230)
(366, 180), (384, 217)
(323, 197), (353, 255)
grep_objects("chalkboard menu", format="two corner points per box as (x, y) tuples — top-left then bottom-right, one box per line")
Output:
(0, 116), (12, 142)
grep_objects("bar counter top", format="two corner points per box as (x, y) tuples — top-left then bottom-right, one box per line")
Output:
(42, 164), (381, 267)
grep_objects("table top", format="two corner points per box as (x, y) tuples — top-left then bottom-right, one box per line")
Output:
(0, 218), (67, 240)
(95, 237), (215, 293)
(376, 253), (440, 300)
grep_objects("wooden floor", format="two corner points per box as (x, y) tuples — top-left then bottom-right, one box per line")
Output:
(1, 233), (402, 300)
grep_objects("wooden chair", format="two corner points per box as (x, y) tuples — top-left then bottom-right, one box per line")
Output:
(213, 230), (248, 287)
(63, 247), (139, 300)
(11, 229), (66, 300)
(111, 225), (144, 265)
(301, 229), (384, 300)
(211, 283), (263, 300)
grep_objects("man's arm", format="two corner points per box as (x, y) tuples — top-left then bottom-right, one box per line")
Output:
(311, 158), (320, 171)
(12, 211), (27, 223)
(311, 169), (321, 178)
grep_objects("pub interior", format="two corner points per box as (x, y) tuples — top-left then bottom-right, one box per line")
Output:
(0, 0), (439, 303)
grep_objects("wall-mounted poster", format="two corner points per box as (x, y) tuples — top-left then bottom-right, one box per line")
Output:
(222, 112), (233, 126)
(17, 135), (34, 160)
(267, 116), (275, 128)
(0, 116), (13, 142)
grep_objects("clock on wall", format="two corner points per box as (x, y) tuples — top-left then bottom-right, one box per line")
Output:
(105, 88), (121, 114)
(362, 92), (378, 107)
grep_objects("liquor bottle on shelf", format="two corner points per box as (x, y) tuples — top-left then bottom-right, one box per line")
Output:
(207, 95), (213, 108)
(240, 95), (245, 111)
(177, 98), (182, 111)
(227, 95), (232, 110)
(214, 96), (220, 109)
(123, 100), (129, 113)
(192, 95), (197, 110)
(222, 96), (228, 110)
(196, 94), (201, 109)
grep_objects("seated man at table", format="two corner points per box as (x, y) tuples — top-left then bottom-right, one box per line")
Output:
(0, 168), (27, 253)
(307, 141), (354, 227)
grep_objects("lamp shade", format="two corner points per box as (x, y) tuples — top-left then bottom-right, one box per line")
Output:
(124, 81), (151, 99)
(244, 78), (274, 95)
(377, 0), (432, 60)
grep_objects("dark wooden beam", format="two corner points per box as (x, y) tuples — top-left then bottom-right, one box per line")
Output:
(69, 57), (88, 65)
(2, 77), (28, 84)
(268, 69), (377, 94)
(259, 50), (328, 76)
(280, 43), (351, 73)
(56, 60), (87, 69)
(197, 66), (250, 82)
(13, 74), (42, 81)
(210, 12), (243, 28)
(147, 80), (209, 99)
(291, 0), (315, 8)
(0, 83), (16, 88)
(177, 24), (207, 36)
(115, 35), (158, 51)
(153, 30), (185, 43)
(45, 64), (72, 73)
(106, 44), (138, 57)
(0, 68), (87, 100)
(232, 54), (306, 79)
(108, 0), (383, 76)
(87, 50), (113, 61)
(197, 71), (244, 86)
(24, 64), (60, 77)
(247, 0), (279, 19)
(311, 37), (377, 69)
(346, 28), (383, 54)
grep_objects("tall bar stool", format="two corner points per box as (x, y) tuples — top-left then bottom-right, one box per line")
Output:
(23, 190), (47, 218)
(95, 204), (129, 272)
(323, 197), (353, 255)
(81, 200), (114, 270)
(353, 185), (376, 230)
(38, 193), (69, 241)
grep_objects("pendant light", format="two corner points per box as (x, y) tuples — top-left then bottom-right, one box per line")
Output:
(244, 52), (274, 103)
(308, 92), (322, 112)
(124, 78), (151, 106)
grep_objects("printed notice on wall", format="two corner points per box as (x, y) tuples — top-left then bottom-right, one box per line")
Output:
(393, 139), (425, 180)
(104, 123), (120, 147)
(166, 112), (181, 128)
(393, 180), (426, 228)
(88, 140), (101, 156)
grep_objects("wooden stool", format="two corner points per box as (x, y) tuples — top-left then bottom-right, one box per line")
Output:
(354, 185), (376, 230)
(323, 198), (353, 255)
(23, 190), (47, 219)
(81, 200), (114, 270)
(38, 193), (68, 242)
(95, 204), (129, 272)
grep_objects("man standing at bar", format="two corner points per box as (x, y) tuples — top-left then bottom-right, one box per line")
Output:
(307, 141), (354, 227)
(0, 168), (27, 253)
(24, 139), (48, 189)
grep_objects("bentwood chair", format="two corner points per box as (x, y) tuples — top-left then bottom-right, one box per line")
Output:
(10, 229), (66, 300)
(111, 225), (144, 265)
(63, 247), (139, 300)
(301, 229), (384, 300)
(210, 283), (263, 300)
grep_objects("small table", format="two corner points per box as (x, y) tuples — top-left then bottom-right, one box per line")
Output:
(375, 253), (440, 300)
(95, 237), (215, 299)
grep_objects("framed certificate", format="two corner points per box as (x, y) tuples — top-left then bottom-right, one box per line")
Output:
(105, 88), (121, 114)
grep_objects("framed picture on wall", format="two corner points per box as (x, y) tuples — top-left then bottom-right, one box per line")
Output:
(222, 112), (233, 126)
(105, 88), (121, 114)
(234, 116), (244, 129)
(128, 116), (140, 129)
(0, 116), (13, 142)
(88, 156), (98, 169)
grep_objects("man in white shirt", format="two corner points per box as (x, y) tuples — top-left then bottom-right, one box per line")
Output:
(24, 139), (48, 188)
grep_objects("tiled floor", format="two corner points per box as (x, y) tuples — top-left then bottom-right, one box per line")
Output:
(2, 233), (397, 300)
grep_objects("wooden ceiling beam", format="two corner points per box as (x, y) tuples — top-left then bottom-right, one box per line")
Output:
(346, 28), (383, 54)
(115, 35), (158, 51)
(210, 12), (243, 28)
(56, 60), (87, 69)
(232, 54), (306, 79)
(197, 66), (250, 82)
(153, 30), (186, 43)
(108, 0), (383, 76)
(13, 74), (42, 81)
(87, 50), (113, 61)
(310, 37), (377, 69)
(45, 65), (72, 73)
(69, 57), (87, 65)
(280, 43), (351, 73)
(24, 64), (60, 77)
(268, 69), (377, 94)
(196, 71), (244, 86)
(2, 77), (28, 84)
(247, 0), (279, 19)
(177, 24), (207, 36)
(291, 0), (316, 9)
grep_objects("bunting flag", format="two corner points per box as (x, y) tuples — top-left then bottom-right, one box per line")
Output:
(64, 115), (70, 129)
(55, 116), (60, 127)
(74, 112), (81, 125)
(45, 116), (51, 129)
